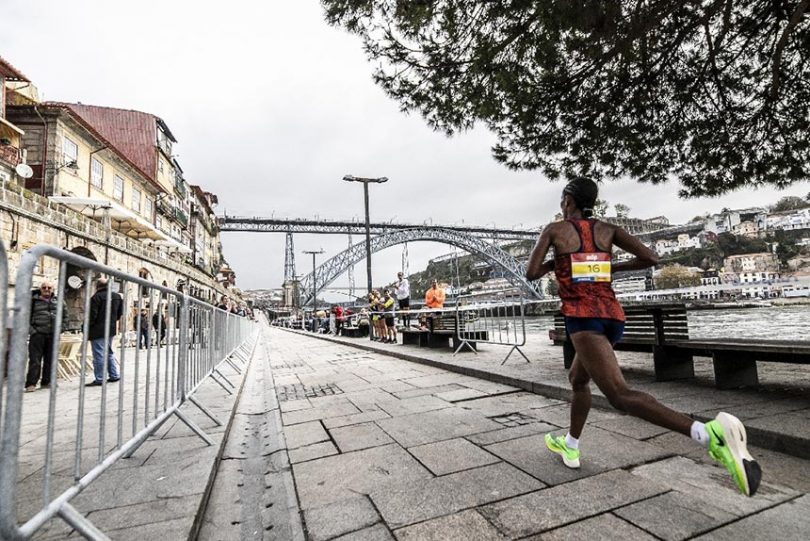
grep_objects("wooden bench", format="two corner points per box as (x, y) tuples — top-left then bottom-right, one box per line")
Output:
(667, 338), (810, 389)
(552, 305), (810, 389)
(403, 312), (489, 351)
(553, 305), (693, 380)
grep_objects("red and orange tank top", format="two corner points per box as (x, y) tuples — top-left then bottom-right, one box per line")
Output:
(553, 219), (625, 321)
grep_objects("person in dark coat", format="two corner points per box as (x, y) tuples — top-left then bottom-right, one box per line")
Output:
(152, 307), (167, 347)
(25, 281), (67, 392)
(136, 308), (150, 349)
(87, 278), (123, 386)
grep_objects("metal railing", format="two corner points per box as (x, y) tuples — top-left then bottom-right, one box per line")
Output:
(454, 289), (530, 364)
(0, 244), (257, 540)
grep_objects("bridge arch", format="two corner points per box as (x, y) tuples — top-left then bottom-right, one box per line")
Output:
(299, 228), (542, 305)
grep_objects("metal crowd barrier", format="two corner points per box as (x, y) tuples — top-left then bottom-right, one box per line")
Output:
(454, 289), (530, 364)
(0, 244), (258, 540)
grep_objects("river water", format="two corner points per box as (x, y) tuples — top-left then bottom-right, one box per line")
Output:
(523, 305), (810, 342)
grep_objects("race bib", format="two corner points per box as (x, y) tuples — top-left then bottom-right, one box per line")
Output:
(571, 253), (611, 283)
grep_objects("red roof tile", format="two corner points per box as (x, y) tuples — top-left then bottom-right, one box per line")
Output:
(39, 102), (164, 192)
(0, 56), (29, 81)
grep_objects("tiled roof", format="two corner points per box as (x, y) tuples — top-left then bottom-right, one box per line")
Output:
(61, 103), (158, 182)
(0, 56), (29, 81)
(39, 102), (163, 192)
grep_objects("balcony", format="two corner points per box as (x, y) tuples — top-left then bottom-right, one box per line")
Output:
(0, 143), (20, 167)
(175, 207), (189, 228)
(157, 199), (173, 217)
(174, 177), (187, 198)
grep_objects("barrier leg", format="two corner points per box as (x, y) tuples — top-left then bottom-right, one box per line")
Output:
(225, 357), (242, 374)
(453, 339), (477, 355)
(209, 372), (234, 395)
(189, 395), (223, 426)
(173, 409), (214, 446)
(501, 346), (531, 365)
(58, 502), (111, 541)
(214, 367), (235, 388)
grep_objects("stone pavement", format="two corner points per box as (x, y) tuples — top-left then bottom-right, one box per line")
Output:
(301, 328), (810, 459)
(4, 338), (254, 541)
(260, 328), (810, 540)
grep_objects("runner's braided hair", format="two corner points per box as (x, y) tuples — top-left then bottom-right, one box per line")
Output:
(563, 177), (599, 218)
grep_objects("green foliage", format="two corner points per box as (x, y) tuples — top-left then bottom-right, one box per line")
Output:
(660, 245), (724, 270)
(770, 196), (810, 212)
(614, 203), (631, 218)
(715, 232), (769, 256)
(656, 265), (702, 289)
(322, 1), (810, 197)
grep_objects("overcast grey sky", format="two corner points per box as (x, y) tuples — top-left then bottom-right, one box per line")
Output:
(4, 0), (808, 295)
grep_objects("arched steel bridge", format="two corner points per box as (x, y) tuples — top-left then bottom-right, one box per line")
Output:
(297, 228), (542, 305)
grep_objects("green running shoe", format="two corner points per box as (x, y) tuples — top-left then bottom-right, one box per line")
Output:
(706, 412), (761, 496)
(545, 433), (580, 469)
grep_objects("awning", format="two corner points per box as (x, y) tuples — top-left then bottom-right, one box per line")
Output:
(0, 116), (24, 135)
(50, 196), (186, 248)
(152, 237), (193, 254)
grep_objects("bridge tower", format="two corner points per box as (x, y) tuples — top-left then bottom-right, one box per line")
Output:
(347, 234), (355, 299)
(284, 232), (296, 281)
(282, 232), (299, 308)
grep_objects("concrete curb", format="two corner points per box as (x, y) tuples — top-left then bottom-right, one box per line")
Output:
(278, 328), (810, 459)
(188, 338), (257, 541)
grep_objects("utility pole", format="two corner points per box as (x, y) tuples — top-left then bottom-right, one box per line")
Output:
(343, 175), (388, 293)
(303, 249), (324, 310)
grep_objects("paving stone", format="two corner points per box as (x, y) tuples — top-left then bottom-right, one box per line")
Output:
(330, 422), (394, 453)
(375, 395), (452, 417)
(304, 496), (380, 541)
(371, 462), (543, 529)
(376, 408), (502, 448)
(615, 490), (737, 540)
(526, 403), (622, 427)
(282, 401), (361, 425)
(630, 456), (799, 515)
(539, 513), (657, 541)
(401, 373), (471, 389)
(692, 494), (810, 541)
(288, 441), (339, 464)
(485, 428), (671, 486)
(393, 509), (506, 541)
(456, 392), (562, 417)
(323, 410), (391, 429)
(480, 469), (668, 538)
(293, 444), (431, 509)
(408, 438), (500, 475)
(392, 384), (466, 399)
(280, 398), (312, 413)
(284, 421), (330, 449)
(332, 523), (393, 541)
(591, 415), (671, 440)
(434, 388), (488, 402)
(465, 422), (558, 446)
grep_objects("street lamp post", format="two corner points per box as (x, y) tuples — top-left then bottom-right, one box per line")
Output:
(303, 249), (324, 311)
(343, 175), (388, 293)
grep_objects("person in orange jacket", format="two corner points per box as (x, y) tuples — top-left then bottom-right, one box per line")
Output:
(421, 279), (445, 331)
(424, 279), (445, 308)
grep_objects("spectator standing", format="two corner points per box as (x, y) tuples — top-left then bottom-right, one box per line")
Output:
(421, 279), (446, 331)
(25, 281), (67, 392)
(152, 307), (167, 347)
(333, 305), (344, 335)
(136, 308), (150, 349)
(395, 272), (411, 328)
(383, 289), (397, 343)
(86, 278), (123, 386)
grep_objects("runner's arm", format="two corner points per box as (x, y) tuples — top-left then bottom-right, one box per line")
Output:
(611, 226), (659, 272)
(526, 226), (555, 281)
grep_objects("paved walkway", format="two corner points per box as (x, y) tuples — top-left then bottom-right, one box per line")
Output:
(303, 329), (810, 459)
(4, 339), (253, 540)
(260, 328), (809, 540)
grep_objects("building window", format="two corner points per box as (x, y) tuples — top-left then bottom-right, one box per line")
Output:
(156, 214), (162, 231)
(90, 158), (103, 188)
(113, 175), (124, 201)
(62, 137), (79, 167)
(158, 159), (164, 173)
(132, 187), (141, 213)
(144, 198), (153, 222)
